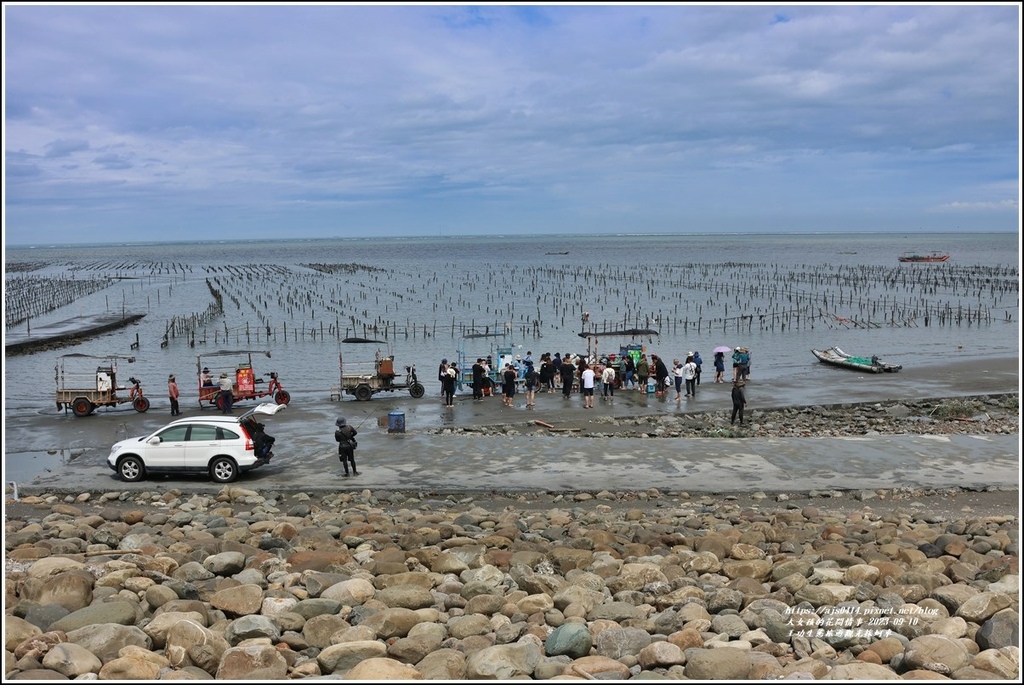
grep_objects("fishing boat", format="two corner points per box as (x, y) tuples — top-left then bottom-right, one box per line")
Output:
(898, 251), (950, 263)
(811, 346), (902, 373)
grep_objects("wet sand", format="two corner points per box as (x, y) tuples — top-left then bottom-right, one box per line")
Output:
(3, 357), (1018, 506)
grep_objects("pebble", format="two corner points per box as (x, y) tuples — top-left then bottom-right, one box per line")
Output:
(4, 485), (1019, 680)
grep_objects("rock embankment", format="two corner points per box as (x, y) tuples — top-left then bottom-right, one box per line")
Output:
(4, 486), (1019, 680)
(427, 394), (1019, 439)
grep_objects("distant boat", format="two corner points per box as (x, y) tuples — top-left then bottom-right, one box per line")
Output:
(811, 346), (902, 373)
(898, 251), (950, 263)
(546, 251), (570, 255)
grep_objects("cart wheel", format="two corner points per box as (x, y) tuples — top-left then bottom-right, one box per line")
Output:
(215, 394), (227, 411)
(72, 398), (93, 417)
(274, 390), (291, 405)
(133, 397), (150, 413)
(409, 382), (425, 399)
(210, 456), (238, 483)
(355, 385), (373, 402)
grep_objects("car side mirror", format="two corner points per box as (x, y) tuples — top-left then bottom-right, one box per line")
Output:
(147, 436), (161, 445)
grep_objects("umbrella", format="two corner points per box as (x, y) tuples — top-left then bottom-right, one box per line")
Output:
(713, 346), (732, 354)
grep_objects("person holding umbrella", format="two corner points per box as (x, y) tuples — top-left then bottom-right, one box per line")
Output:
(713, 345), (731, 383)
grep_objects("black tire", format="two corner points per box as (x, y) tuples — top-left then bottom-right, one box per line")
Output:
(118, 456), (145, 482)
(409, 382), (425, 399)
(210, 456), (238, 483)
(355, 385), (373, 402)
(133, 397), (150, 413)
(215, 393), (228, 411)
(274, 390), (291, 405)
(72, 398), (93, 417)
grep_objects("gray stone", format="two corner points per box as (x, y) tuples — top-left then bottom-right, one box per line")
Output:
(545, 622), (593, 659)
(976, 611), (1019, 651)
(49, 601), (136, 633)
(224, 615), (281, 645)
(684, 648), (752, 680)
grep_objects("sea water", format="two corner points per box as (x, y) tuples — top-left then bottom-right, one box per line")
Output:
(3, 231), (1019, 416)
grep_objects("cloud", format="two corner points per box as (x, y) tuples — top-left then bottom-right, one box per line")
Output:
(2, 3), (1019, 243)
(936, 199), (1019, 212)
(45, 139), (90, 158)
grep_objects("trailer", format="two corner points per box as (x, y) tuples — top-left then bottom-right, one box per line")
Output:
(336, 348), (425, 401)
(55, 354), (150, 417)
(196, 350), (290, 410)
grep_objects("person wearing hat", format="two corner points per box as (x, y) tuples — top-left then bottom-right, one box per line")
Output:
(167, 374), (180, 416)
(218, 372), (234, 414)
(731, 379), (747, 425)
(200, 367), (213, 387)
(334, 416), (359, 477)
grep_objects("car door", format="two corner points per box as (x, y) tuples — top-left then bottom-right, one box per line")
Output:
(144, 425), (188, 471)
(183, 423), (235, 471)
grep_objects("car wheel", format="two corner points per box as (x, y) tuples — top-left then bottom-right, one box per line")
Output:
(118, 456), (145, 482)
(210, 456), (238, 483)
(409, 382), (425, 399)
(72, 398), (93, 417)
(355, 385), (373, 402)
(274, 390), (291, 404)
(133, 397), (150, 413)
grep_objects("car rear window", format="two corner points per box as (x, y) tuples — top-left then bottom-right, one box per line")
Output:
(217, 427), (240, 440)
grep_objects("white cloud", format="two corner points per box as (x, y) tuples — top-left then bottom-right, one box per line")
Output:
(2, 3), (1020, 243)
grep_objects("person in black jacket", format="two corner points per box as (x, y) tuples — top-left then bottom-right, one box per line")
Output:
(335, 416), (359, 477)
(559, 358), (576, 399)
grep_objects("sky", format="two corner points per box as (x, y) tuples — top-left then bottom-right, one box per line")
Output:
(3, 3), (1021, 245)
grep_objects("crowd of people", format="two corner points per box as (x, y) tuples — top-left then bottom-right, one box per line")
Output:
(433, 346), (752, 410)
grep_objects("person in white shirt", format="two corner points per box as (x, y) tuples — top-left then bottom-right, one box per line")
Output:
(601, 365), (616, 400)
(683, 355), (698, 398)
(581, 365), (596, 408)
(672, 359), (685, 401)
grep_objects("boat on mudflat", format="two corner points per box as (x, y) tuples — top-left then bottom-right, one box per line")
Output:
(811, 346), (902, 373)
(898, 251), (950, 263)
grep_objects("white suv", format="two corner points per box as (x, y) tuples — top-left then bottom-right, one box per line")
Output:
(107, 403), (285, 483)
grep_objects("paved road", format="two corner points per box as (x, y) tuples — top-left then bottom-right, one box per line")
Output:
(5, 357), (1018, 498)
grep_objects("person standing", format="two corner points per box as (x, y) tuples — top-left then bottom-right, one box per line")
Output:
(438, 358), (449, 397)
(635, 354), (650, 392)
(471, 358), (486, 401)
(683, 355), (698, 398)
(581, 364), (596, 408)
(442, 366), (457, 407)
(692, 351), (703, 386)
(652, 355), (670, 396)
(502, 364), (518, 407)
(524, 362), (539, 407)
(622, 354), (636, 389)
(731, 380), (747, 425)
(552, 353), (563, 390)
(167, 374), (180, 416)
(539, 354), (553, 393)
(714, 351), (726, 383)
(559, 358), (576, 399)
(334, 416), (359, 477)
(672, 359), (684, 401)
(218, 373), (234, 414)
(601, 364), (616, 401)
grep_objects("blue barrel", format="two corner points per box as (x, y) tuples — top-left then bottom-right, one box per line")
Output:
(387, 411), (406, 434)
